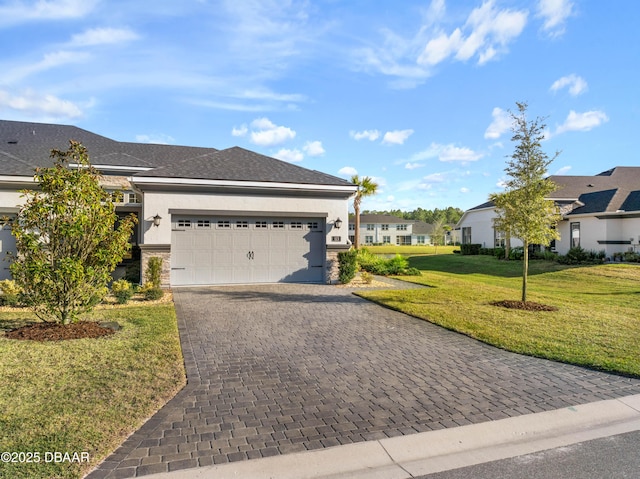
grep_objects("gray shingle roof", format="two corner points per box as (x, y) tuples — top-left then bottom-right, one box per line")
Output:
(138, 146), (353, 186)
(0, 120), (353, 187)
(465, 167), (640, 215)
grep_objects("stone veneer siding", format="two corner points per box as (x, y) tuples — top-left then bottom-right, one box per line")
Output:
(326, 244), (351, 284)
(140, 244), (171, 288)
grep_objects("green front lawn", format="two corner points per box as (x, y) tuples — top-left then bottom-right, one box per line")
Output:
(0, 303), (186, 479)
(357, 255), (640, 377)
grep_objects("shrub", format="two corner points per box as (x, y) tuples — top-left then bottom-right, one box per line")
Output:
(386, 254), (409, 275)
(509, 247), (525, 261)
(111, 279), (134, 304)
(338, 249), (358, 284)
(623, 251), (640, 263)
(404, 267), (422, 276)
(557, 246), (605, 265)
(360, 271), (374, 284)
(0, 279), (21, 306)
(142, 286), (164, 301)
(493, 247), (506, 259)
(460, 244), (481, 255)
(145, 257), (163, 289)
(356, 248), (389, 275)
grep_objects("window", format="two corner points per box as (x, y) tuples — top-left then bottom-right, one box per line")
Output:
(381, 224), (389, 231)
(255, 221), (267, 228)
(235, 221), (248, 228)
(382, 236), (391, 244)
(217, 220), (231, 228)
(416, 235), (426, 244)
(331, 236), (341, 242)
(177, 219), (191, 228)
(272, 221), (285, 229)
(571, 222), (580, 248)
(349, 223), (355, 230)
(366, 224), (374, 231)
(365, 235), (374, 244)
(462, 227), (472, 245)
(307, 221), (320, 230)
(396, 235), (411, 245)
(196, 219), (211, 228)
(494, 229), (506, 247)
(290, 221), (303, 229)
(126, 192), (140, 204)
(397, 224), (407, 231)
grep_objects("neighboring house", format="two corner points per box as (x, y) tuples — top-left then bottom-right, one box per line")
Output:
(456, 167), (640, 257)
(348, 214), (446, 246)
(0, 120), (357, 285)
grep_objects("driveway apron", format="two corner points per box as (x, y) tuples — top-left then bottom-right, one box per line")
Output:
(88, 283), (640, 478)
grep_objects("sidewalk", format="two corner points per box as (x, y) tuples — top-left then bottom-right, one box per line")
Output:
(138, 394), (640, 479)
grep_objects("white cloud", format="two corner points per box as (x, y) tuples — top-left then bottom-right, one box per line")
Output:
(417, 142), (483, 163)
(70, 27), (140, 47)
(484, 107), (512, 139)
(135, 134), (175, 145)
(460, 187), (470, 193)
(0, 89), (83, 119)
(350, 129), (380, 141)
(418, 0), (528, 67)
(0, 0), (98, 26)
(554, 166), (572, 175)
(249, 117), (296, 146)
(274, 148), (303, 163)
(4, 50), (90, 84)
(231, 124), (248, 137)
(382, 129), (414, 145)
(555, 110), (609, 135)
(537, 0), (574, 37)
(405, 162), (424, 170)
(303, 140), (325, 157)
(550, 74), (587, 96)
(338, 166), (358, 177)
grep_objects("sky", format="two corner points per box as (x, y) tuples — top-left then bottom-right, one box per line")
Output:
(1, 0), (638, 212)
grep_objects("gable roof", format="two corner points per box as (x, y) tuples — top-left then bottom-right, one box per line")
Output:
(0, 119), (353, 188)
(350, 214), (415, 224)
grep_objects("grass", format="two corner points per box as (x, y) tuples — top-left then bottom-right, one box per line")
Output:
(365, 245), (457, 255)
(356, 255), (640, 377)
(0, 302), (186, 479)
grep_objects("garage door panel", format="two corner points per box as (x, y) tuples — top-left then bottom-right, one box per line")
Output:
(171, 216), (325, 286)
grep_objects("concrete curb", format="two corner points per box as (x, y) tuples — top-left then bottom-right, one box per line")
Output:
(139, 394), (640, 479)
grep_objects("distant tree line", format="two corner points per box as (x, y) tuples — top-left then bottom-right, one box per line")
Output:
(361, 206), (464, 225)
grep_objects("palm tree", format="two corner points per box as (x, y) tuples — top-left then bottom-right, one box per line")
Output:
(350, 175), (378, 249)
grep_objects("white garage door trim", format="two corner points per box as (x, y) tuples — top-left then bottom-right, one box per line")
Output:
(171, 215), (325, 286)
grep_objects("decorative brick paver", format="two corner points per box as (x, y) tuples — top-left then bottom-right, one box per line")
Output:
(88, 283), (640, 478)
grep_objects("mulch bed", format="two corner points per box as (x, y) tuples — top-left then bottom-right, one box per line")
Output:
(492, 300), (559, 311)
(5, 322), (117, 341)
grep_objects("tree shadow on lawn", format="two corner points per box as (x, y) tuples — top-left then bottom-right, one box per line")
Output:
(407, 255), (593, 278)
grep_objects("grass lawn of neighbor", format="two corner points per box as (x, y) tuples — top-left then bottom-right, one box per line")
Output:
(0, 300), (185, 479)
(357, 254), (640, 377)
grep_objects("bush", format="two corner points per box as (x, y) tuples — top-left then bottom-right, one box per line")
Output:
(0, 279), (21, 306)
(404, 267), (422, 276)
(509, 247), (525, 261)
(338, 249), (358, 284)
(386, 254), (409, 275)
(111, 279), (134, 304)
(142, 286), (164, 301)
(460, 244), (481, 255)
(623, 251), (640, 263)
(493, 247), (506, 259)
(360, 271), (374, 284)
(557, 246), (605, 265)
(355, 249), (420, 277)
(145, 257), (163, 288)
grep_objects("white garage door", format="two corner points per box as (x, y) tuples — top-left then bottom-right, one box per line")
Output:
(171, 216), (325, 285)
(0, 222), (16, 281)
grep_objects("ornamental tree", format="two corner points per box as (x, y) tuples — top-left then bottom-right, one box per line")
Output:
(489, 102), (561, 302)
(8, 141), (137, 324)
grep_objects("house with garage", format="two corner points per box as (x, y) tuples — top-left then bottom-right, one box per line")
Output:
(348, 214), (448, 245)
(0, 119), (357, 286)
(456, 167), (640, 258)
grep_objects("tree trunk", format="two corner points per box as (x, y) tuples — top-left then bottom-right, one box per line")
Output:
(354, 203), (361, 249)
(505, 233), (511, 260)
(522, 240), (529, 302)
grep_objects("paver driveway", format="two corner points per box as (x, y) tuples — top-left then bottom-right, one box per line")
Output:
(88, 283), (640, 478)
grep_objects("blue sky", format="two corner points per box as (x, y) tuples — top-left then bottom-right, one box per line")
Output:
(1, 0), (638, 212)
